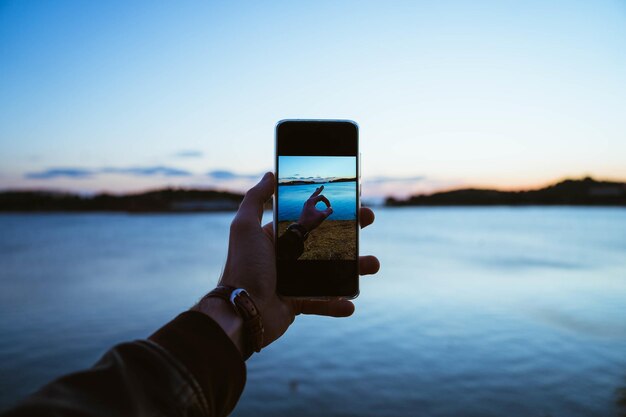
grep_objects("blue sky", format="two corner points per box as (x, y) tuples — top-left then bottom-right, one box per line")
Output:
(1, 0), (625, 197)
(279, 156), (356, 181)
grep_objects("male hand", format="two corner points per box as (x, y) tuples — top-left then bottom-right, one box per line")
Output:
(297, 185), (333, 232)
(213, 172), (380, 348)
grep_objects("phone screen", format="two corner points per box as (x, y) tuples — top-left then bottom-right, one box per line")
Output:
(275, 120), (359, 298)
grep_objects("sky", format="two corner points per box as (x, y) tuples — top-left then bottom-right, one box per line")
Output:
(1, 0), (625, 198)
(279, 156), (356, 182)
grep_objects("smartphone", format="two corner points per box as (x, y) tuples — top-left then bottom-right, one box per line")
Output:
(274, 120), (360, 299)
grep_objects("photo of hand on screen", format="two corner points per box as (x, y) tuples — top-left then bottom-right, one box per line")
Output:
(298, 185), (334, 231)
(277, 156), (357, 261)
(278, 186), (334, 260)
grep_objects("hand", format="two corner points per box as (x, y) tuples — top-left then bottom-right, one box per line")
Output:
(194, 172), (380, 354)
(297, 185), (333, 232)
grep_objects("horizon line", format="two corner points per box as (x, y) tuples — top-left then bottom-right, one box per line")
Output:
(1, 175), (624, 199)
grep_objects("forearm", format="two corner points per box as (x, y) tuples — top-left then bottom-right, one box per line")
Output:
(3, 311), (246, 417)
(150, 310), (247, 416)
(190, 297), (245, 355)
(277, 230), (304, 260)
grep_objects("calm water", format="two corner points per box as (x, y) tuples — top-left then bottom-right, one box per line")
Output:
(278, 182), (357, 221)
(1, 208), (625, 416)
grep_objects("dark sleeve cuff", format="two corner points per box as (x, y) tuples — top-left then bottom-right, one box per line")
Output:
(149, 310), (246, 417)
(278, 230), (304, 260)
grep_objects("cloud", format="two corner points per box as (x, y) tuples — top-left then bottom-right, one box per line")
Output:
(173, 150), (203, 158)
(25, 165), (192, 180)
(25, 168), (95, 179)
(25, 166), (266, 182)
(364, 175), (426, 184)
(207, 170), (262, 180)
(102, 166), (192, 177)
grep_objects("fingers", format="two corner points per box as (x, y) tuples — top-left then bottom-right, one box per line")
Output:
(311, 195), (332, 219)
(312, 194), (331, 207)
(359, 255), (380, 275)
(297, 299), (355, 317)
(236, 172), (274, 224)
(359, 207), (375, 229)
(310, 185), (324, 198)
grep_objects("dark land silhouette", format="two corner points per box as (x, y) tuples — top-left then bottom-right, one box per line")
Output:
(0, 189), (244, 213)
(1, 177), (624, 212)
(386, 177), (626, 207)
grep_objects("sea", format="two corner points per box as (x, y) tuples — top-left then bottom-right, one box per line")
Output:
(278, 181), (357, 221)
(0, 207), (625, 416)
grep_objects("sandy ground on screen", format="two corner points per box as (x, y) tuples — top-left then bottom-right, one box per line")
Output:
(278, 220), (356, 260)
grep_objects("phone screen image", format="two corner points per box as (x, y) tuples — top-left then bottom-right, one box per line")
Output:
(275, 120), (359, 298)
(277, 156), (357, 261)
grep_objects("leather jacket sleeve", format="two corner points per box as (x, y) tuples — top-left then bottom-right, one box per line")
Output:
(2, 311), (246, 417)
(277, 229), (304, 260)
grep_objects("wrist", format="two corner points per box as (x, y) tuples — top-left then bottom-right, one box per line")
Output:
(192, 297), (245, 356)
(288, 222), (309, 240)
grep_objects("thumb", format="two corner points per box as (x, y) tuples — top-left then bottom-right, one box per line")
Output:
(237, 172), (275, 223)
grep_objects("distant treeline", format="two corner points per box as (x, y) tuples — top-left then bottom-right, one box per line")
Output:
(386, 177), (626, 206)
(0, 189), (245, 213)
(1, 177), (625, 213)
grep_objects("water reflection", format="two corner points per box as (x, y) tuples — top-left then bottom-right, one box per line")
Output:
(0, 208), (625, 416)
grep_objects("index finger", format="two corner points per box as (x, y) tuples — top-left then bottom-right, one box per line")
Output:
(311, 194), (331, 208)
(309, 185), (324, 198)
(296, 299), (355, 317)
(360, 207), (375, 229)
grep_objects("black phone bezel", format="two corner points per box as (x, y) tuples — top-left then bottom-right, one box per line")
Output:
(274, 120), (360, 299)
